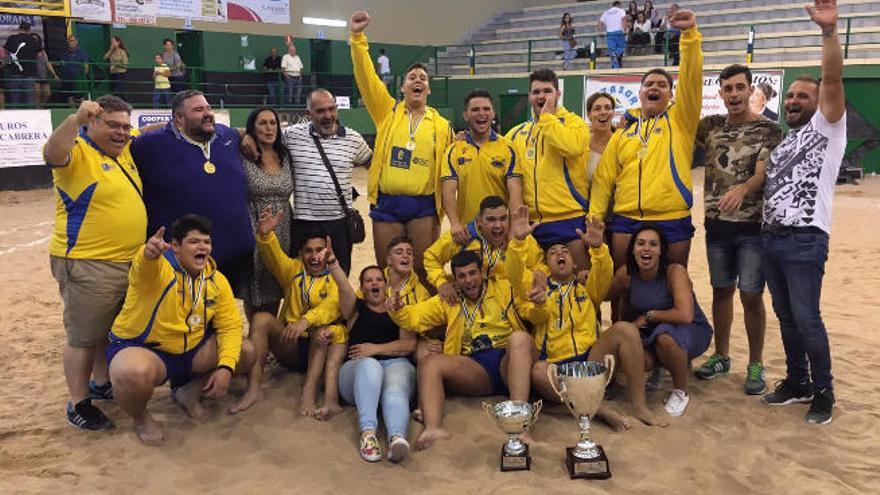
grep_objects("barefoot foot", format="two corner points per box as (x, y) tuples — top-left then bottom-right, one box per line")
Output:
(412, 408), (424, 423)
(133, 415), (165, 446)
(596, 406), (631, 431)
(312, 403), (343, 421)
(415, 427), (451, 451)
(172, 383), (207, 419)
(634, 406), (670, 427)
(229, 387), (264, 415)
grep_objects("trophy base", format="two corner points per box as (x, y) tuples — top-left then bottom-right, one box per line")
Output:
(500, 443), (531, 472)
(565, 446), (611, 479)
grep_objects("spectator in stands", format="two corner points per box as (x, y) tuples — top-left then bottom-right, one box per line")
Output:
(103, 36), (129, 100)
(692, 64), (783, 395)
(43, 96), (145, 432)
(230, 106), (293, 414)
(161, 38), (186, 93)
(626, 1), (640, 23)
(599, 1), (629, 68)
(560, 13), (576, 70)
(59, 35), (90, 106)
(761, 0), (846, 426)
(262, 48), (282, 106)
(658, 4), (682, 65)
(629, 11), (653, 54)
(643, 0), (657, 25)
(281, 44), (304, 107)
(349, 11), (454, 287)
(607, 224), (713, 417)
(131, 89), (255, 302)
(750, 82), (779, 121)
(590, 8), (703, 271)
(3, 21), (42, 107)
(152, 54), (172, 108)
(585, 91), (616, 182)
(33, 34), (59, 109)
(377, 49), (393, 91)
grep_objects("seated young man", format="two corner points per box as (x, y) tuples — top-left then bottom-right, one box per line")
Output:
(107, 215), (256, 446)
(387, 250), (535, 451)
(506, 205), (667, 428)
(256, 208), (346, 420)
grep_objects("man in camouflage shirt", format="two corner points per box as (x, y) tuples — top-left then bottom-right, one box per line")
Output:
(693, 64), (782, 395)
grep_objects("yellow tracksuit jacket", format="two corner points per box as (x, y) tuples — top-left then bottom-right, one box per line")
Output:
(110, 247), (242, 370)
(506, 106), (591, 224)
(589, 26), (703, 222)
(507, 238), (613, 362)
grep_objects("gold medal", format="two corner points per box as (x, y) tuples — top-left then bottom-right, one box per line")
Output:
(527, 148), (536, 159)
(187, 314), (202, 326)
(204, 161), (216, 174)
(405, 140), (416, 151)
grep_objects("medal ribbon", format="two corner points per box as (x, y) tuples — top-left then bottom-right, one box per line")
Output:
(552, 279), (576, 329)
(407, 110), (426, 147)
(186, 271), (206, 327)
(636, 112), (662, 157)
(459, 284), (487, 343)
(299, 269), (318, 309)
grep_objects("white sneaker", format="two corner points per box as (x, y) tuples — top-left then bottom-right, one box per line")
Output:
(387, 436), (410, 463)
(664, 389), (690, 417)
(646, 367), (663, 391)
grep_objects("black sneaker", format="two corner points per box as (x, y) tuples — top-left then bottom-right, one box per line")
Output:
(805, 388), (835, 425)
(66, 399), (114, 431)
(87, 380), (113, 401)
(763, 376), (814, 406)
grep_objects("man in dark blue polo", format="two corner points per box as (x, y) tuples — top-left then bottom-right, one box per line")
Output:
(59, 35), (90, 105)
(130, 90), (255, 297)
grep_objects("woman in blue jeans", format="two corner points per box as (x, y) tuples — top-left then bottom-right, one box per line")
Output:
(328, 250), (417, 463)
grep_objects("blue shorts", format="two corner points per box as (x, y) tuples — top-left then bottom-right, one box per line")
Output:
(369, 193), (436, 223)
(469, 347), (508, 396)
(532, 216), (587, 249)
(706, 230), (765, 293)
(553, 349), (591, 365)
(609, 214), (695, 244)
(106, 328), (215, 389)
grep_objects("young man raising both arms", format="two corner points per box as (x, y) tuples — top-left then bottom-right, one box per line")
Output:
(107, 216), (256, 446)
(590, 8), (703, 270)
(44, 96), (146, 431)
(692, 64), (783, 394)
(506, 69), (592, 270)
(506, 206), (667, 428)
(387, 250), (535, 450)
(761, 0), (846, 425)
(442, 89), (523, 243)
(256, 208), (347, 420)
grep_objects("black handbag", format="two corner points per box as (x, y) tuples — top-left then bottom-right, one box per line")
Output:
(310, 134), (366, 244)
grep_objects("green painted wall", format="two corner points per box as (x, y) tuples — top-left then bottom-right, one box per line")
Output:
(107, 25), (178, 70)
(201, 33), (311, 73)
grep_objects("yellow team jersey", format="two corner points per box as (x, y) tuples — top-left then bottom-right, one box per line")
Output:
(424, 221), (546, 289)
(110, 247), (242, 370)
(589, 27), (703, 222)
(350, 32), (453, 213)
(256, 232), (346, 344)
(389, 277), (533, 356)
(506, 107), (591, 224)
(507, 238), (613, 362)
(355, 267), (430, 306)
(48, 130), (146, 262)
(442, 130), (521, 223)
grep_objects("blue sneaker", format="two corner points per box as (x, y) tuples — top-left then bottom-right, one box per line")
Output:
(695, 354), (730, 380)
(88, 380), (113, 401)
(67, 399), (114, 431)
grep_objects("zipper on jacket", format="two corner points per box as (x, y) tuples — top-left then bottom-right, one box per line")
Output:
(637, 157), (645, 218)
(532, 133), (542, 221)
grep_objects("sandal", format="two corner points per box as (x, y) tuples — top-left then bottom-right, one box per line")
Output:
(359, 432), (383, 462)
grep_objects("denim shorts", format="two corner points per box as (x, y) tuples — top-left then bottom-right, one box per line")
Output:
(532, 216), (587, 249)
(706, 230), (765, 293)
(609, 214), (696, 244)
(369, 193), (436, 223)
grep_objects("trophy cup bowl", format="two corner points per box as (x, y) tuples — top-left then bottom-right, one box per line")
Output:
(547, 354), (615, 479)
(482, 399), (542, 471)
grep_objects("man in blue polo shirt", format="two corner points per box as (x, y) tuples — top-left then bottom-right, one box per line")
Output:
(131, 90), (255, 297)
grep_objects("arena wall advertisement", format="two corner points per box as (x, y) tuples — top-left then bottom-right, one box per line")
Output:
(129, 109), (230, 128)
(114, 0), (158, 25)
(70, 0), (113, 22)
(583, 71), (784, 123)
(0, 110), (53, 168)
(227, 0), (289, 24)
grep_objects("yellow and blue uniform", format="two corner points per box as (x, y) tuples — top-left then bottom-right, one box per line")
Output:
(589, 26), (703, 243)
(256, 231), (345, 344)
(350, 32), (453, 221)
(356, 267), (430, 305)
(442, 130), (521, 223)
(48, 129), (146, 262)
(423, 221), (546, 290)
(507, 238), (613, 363)
(107, 247), (243, 385)
(506, 106), (590, 246)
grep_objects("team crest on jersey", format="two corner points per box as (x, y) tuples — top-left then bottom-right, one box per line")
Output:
(101, 162), (113, 171)
(491, 157), (505, 168)
(206, 298), (217, 307)
(458, 156), (472, 165)
(319, 290), (327, 300)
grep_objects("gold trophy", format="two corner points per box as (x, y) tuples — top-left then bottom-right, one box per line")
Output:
(547, 355), (616, 479)
(482, 399), (543, 471)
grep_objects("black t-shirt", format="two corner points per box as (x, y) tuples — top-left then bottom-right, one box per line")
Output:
(347, 299), (401, 361)
(4, 33), (43, 77)
(263, 55), (281, 82)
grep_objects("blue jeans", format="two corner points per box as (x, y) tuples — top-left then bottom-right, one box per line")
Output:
(153, 89), (172, 107)
(6, 75), (35, 106)
(266, 80), (282, 106)
(338, 357), (415, 439)
(285, 76), (302, 107)
(606, 31), (626, 68)
(562, 40), (575, 69)
(762, 231), (833, 389)
(706, 229), (765, 293)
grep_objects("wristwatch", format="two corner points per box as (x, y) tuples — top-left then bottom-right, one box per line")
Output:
(644, 309), (655, 323)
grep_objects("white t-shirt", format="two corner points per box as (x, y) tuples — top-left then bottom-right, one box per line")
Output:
(281, 54), (303, 77)
(377, 54), (391, 75)
(763, 110), (847, 234)
(600, 7), (627, 33)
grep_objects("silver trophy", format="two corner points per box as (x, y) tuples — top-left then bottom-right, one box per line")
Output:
(547, 355), (616, 479)
(482, 399), (543, 471)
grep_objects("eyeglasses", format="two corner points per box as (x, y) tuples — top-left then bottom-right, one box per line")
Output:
(97, 116), (133, 133)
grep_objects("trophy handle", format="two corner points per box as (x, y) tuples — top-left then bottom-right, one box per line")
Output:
(546, 364), (564, 399)
(529, 399), (543, 425)
(603, 354), (616, 387)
